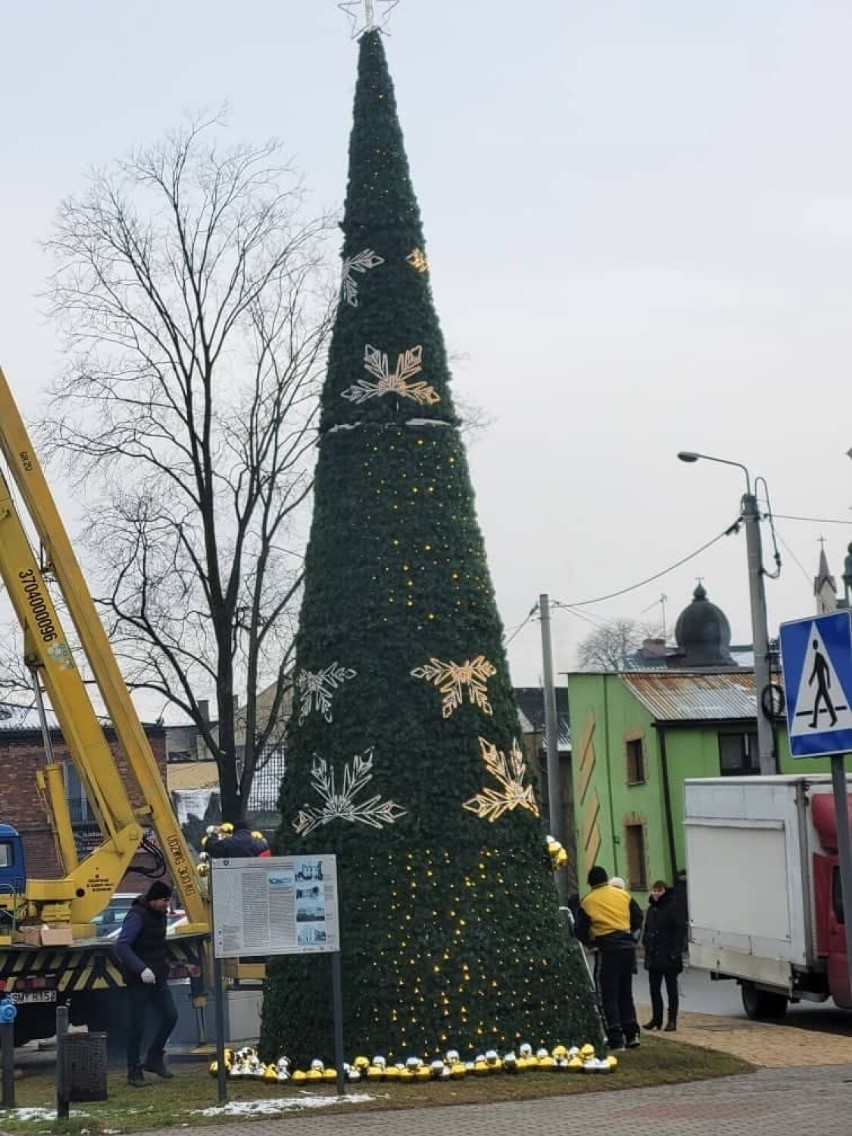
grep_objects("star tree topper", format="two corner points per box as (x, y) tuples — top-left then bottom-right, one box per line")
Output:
(338, 0), (401, 37)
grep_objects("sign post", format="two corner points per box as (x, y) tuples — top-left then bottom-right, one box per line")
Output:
(210, 855), (342, 1102)
(209, 867), (228, 1106)
(779, 611), (852, 1005)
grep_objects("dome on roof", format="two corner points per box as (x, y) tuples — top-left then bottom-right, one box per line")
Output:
(672, 583), (736, 668)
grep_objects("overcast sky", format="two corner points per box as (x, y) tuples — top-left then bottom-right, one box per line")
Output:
(3, 1), (852, 701)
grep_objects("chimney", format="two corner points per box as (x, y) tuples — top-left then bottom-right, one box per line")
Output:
(641, 638), (668, 659)
(198, 699), (210, 724)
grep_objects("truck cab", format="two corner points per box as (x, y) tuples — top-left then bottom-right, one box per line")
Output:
(0, 825), (25, 917)
(810, 793), (849, 1008)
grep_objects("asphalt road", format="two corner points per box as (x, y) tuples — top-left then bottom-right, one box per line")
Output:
(648, 964), (852, 1034)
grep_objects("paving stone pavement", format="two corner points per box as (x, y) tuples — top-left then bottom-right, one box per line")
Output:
(131, 1063), (852, 1136)
(636, 1004), (852, 1067)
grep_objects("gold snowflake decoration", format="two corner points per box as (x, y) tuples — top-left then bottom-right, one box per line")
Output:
(411, 655), (496, 718)
(341, 344), (440, 406)
(463, 737), (540, 822)
(406, 247), (429, 274)
(293, 748), (406, 836)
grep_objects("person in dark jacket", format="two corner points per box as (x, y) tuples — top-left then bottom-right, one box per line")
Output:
(116, 880), (179, 1087)
(642, 879), (686, 1031)
(575, 866), (643, 1050)
(203, 820), (266, 859)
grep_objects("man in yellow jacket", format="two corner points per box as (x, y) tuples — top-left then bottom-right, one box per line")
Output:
(575, 866), (643, 1050)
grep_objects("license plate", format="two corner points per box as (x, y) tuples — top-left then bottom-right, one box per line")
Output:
(9, 990), (57, 1004)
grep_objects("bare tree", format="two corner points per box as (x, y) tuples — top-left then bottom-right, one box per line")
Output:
(0, 633), (35, 702)
(42, 115), (335, 820)
(576, 618), (664, 672)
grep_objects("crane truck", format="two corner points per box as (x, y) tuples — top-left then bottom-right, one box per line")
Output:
(0, 365), (210, 1044)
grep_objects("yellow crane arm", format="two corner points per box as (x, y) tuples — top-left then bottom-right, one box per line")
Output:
(0, 467), (144, 922)
(0, 367), (205, 928)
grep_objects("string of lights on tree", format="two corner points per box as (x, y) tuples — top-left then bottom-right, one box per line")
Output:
(259, 23), (603, 1065)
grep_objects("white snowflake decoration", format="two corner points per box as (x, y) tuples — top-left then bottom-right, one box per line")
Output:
(411, 655), (496, 718)
(341, 344), (440, 406)
(297, 663), (357, 724)
(341, 248), (385, 307)
(463, 737), (540, 822)
(293, 749), (407, 835)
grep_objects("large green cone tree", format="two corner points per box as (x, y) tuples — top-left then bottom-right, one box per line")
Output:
(260, 30), (603, 1064)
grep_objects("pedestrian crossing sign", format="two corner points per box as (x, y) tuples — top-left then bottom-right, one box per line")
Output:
(779, 610), (852, 757)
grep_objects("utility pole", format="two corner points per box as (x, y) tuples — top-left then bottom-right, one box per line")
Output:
(743, 492), (777, 775)
(678, 452), (778, 775)
(539, 594), (566, 900)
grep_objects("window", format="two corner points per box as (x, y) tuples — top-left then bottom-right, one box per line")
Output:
(625, 823), (647, 891)
(718, 733), (760, 776)
(0, 843), (11, 868)
(625, 737), (646, 784)
(63, 763), (91, 826)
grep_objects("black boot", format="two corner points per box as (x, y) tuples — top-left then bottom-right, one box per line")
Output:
(127, 1067), (149, 1088)
(664, 1018), (677, 1032)
(643, 1020), (661, 1030)
(144, 1053), (175, 1080)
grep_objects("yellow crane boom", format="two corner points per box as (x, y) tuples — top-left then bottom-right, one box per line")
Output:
(0, 366), (206, 931)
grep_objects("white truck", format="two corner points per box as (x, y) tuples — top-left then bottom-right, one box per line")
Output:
(684, 775), (850, 1019)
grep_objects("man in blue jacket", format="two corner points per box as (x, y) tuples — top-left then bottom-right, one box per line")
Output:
(116, 880), (178, 1087)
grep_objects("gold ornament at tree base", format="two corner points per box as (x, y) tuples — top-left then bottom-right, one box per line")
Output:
(225, 1040), (616, 1084)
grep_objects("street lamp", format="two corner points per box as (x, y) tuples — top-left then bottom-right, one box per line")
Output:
(677, 451), (777, 775)
(843, 543), (852, 609)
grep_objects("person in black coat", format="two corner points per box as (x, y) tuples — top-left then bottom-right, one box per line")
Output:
(116, 881), (179, 1086)
(203, 820), (266, 859)
(642, 879), (687, 1031)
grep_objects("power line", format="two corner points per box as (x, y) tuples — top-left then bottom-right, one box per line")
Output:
(503, 604), (538, 647)
(773, 527), (813, 589)
(551, 524), (737, 610)
(553, 605), (610, 631)
(773, 513), (852, 526)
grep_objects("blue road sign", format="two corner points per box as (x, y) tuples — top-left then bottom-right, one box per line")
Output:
(780, 610), (852, 758)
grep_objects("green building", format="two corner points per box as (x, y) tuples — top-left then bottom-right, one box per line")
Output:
(567, 585), (851, 899)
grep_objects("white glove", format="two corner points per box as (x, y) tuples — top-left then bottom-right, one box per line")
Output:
(140, 967), (156, 985)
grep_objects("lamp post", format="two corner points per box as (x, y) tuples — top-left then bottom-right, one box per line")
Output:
(677, 451), (777, 775)
(843, 543), (852, 609)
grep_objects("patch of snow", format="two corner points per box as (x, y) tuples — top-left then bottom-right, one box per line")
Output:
(0, 1108), (86, 1122)
(193, 1091), (374, 1117)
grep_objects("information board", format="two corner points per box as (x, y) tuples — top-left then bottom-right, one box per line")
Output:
(211, 854), (339, 959)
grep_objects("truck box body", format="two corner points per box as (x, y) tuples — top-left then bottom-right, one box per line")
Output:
(684, 774), (849, 1003)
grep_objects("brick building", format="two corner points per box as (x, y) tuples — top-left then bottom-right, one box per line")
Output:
(0, 700), (167, 884)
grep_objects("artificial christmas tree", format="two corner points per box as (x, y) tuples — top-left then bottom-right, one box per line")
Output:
(260, 29), (603, 1064)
